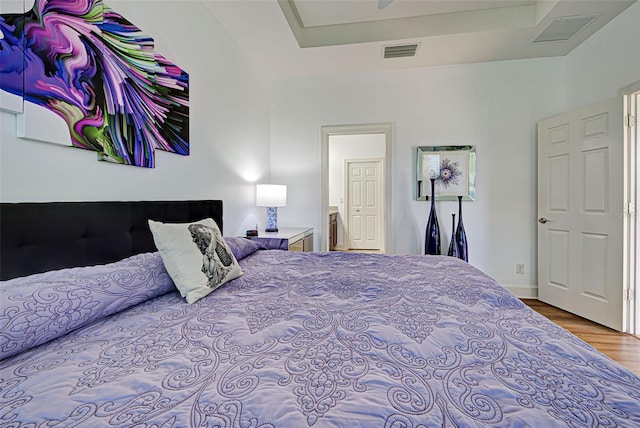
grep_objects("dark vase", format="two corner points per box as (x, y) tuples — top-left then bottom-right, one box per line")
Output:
(425, 178), (441, 255)
(455, 195), (468, 262)
(447, 213), (459, 258)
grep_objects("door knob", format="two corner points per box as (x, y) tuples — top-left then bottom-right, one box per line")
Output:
(355, 209), (360, 212)
(538, 217), (550, 224)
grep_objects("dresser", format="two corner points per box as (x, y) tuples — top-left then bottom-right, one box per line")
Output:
(247, 227), (313, 252)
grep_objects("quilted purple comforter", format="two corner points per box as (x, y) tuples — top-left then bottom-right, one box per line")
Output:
(1, 249), (639, 427)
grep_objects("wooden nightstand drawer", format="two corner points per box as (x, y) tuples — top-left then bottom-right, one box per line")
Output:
(289, 239), (304, 252)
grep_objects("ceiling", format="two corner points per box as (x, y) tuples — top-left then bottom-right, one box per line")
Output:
(204, 0), (636, 80)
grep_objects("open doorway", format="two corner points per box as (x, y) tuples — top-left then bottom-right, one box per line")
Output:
(321, 124), (393, 253)
(536, 83), (639, 334)
(330, 136), (385, 251)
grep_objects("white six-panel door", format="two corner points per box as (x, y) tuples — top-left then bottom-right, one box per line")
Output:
(538, 97), (624, 330)
(347, 160), (383, 250)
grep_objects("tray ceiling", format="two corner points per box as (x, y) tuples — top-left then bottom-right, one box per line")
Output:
(203, 0), (636, 79)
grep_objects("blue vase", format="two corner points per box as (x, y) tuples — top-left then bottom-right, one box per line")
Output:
(455, 195), (468, 262)
(447, 213), (459, 258)
(425, 178), (441, 255)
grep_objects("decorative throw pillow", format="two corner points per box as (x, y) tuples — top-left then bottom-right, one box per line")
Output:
(148, 218), (242, 303)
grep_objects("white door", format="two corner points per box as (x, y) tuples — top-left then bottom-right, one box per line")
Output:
(347, 160), (383, 250)
(538, 97), (624, 331)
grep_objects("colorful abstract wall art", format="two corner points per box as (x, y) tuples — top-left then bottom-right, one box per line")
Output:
(0, 0), (189, 168)
(0, 0), (24, 114)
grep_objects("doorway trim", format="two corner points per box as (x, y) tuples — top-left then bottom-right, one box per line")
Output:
(321, 123), (393, 253)
(620, 80), (640, 335)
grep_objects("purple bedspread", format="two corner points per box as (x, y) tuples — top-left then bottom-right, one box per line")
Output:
(1, 250), (639, 427)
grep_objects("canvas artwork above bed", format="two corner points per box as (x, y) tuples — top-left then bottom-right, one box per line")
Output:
(0, 200), (639, 427)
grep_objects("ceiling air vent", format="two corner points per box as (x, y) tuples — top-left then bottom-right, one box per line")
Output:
(533, 15), (597, 43)
(383, 44), (419, 59)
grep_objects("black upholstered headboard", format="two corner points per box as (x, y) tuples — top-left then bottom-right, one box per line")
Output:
(0, 200), (223, 280)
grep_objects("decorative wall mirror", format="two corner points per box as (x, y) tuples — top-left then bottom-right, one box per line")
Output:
(416, 145), (476, 201)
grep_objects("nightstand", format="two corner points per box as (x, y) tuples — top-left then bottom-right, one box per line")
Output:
(247, 227), (313, 252)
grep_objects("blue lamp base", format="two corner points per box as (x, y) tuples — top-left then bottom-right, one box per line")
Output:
(265, 207), (278, 232)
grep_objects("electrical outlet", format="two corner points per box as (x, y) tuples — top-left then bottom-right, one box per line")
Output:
(516, 264), (525, 275)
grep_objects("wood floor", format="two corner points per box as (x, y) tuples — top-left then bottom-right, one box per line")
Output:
(524, 299), (640, 376)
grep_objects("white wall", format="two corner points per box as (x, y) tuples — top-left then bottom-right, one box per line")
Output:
(270, 58), (565, 292)
(329, 134), (386, 248)
(2, 0), (635, 292)
(269, 1), (639, 295)
(0, 1), (271, 237)
(564, 1), (640, 111)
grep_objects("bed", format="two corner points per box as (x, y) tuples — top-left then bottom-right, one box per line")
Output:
(1, 200), (639, 427)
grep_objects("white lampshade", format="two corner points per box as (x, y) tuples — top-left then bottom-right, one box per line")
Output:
(256, 184), (287, 207)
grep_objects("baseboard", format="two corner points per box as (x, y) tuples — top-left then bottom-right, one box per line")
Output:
(504, 284), (538, 299)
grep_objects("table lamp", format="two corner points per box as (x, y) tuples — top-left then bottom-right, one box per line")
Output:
(256, 184), (287, 232)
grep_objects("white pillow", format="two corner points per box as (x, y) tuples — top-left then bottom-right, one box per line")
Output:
(148, 218), (242, 303)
